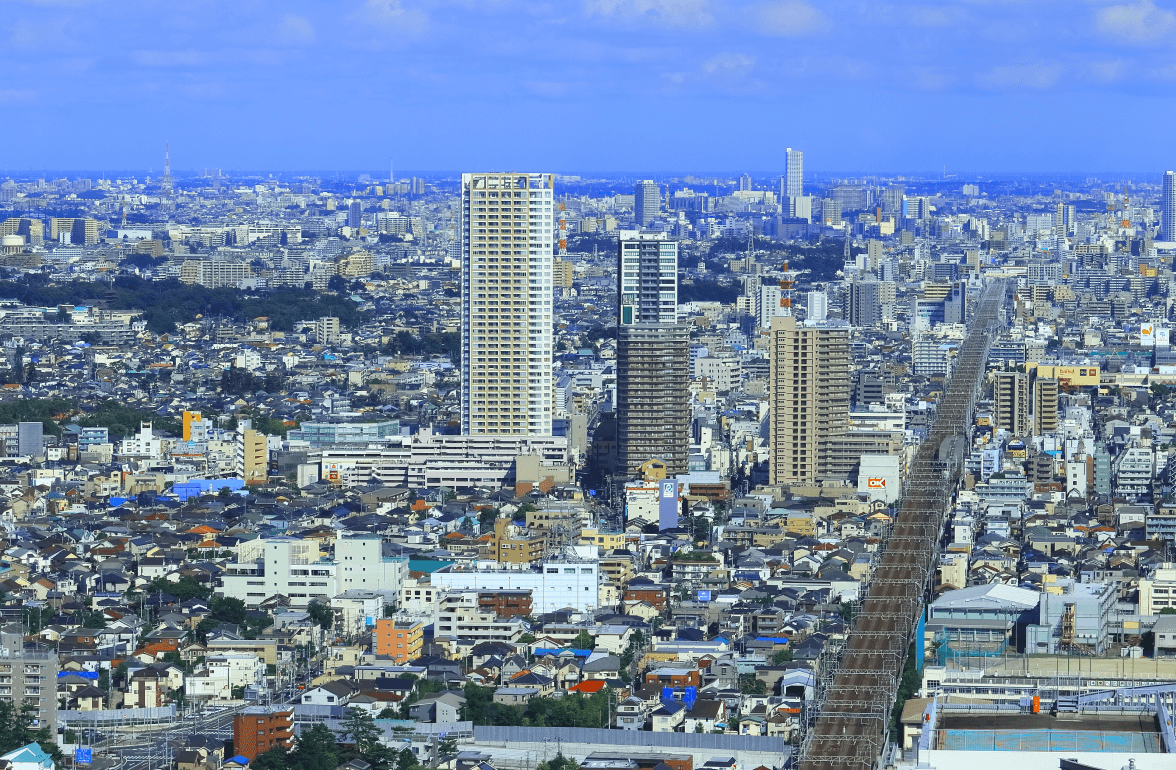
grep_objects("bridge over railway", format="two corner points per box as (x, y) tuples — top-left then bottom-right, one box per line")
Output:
(796, 281), (1010, 770)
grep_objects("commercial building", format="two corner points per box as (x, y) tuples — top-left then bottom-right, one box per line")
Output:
(431, 552), (600, 613)
(187, 653), (266, 699)
(219, 535), (407, 608)
(1032, 578), (1116, 654)
(49, 217), (99, 245)
(634, 180), (660, 226)
(459, 172), (554, 436)
(768, 315), (851, 485)
(287, 420), (400, 448)
(232, 708), (293, 761)
(318, 430), (570, 489)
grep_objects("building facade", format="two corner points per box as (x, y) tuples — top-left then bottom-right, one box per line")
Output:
(460, 172), (554, 436)
(1163, 170), (1176, 242)
(634, 180), (660, 226)
(768, 315), (851, 485)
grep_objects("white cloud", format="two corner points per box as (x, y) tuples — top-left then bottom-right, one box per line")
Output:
(1097, 0), (1176, 46)
(584, 0), (714, 27)
(356, 0), (429, 34)
(278, 15), (316, 45)
(702, 52), (755, 74)
(754, 1), (825, 36)
(909, 66), (952, 90)
(1086, 59), (1127, 82)
(975, 61), (1065, 89)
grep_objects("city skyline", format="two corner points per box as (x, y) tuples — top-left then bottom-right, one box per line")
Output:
(6, 1), (1176, 171)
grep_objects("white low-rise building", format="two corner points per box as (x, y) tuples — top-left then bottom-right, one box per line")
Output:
(186, 653), (265, 700)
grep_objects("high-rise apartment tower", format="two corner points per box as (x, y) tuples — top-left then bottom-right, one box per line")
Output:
(784, 148), (803, 198)
(768, 315), (851, 486)
(460, 173), (555, 435)
(1163, 171), (1176, 242)
(616, 231), (688, 477)
(634, 180), (660, 227)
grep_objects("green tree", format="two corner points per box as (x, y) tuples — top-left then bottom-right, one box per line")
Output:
(307, 601), (334, 630)
(144, 575), (211, 601)
(571, 630), (595, 650)
(0, 701), (62, 763)
(738, 674), (767, 695)
(537, 753), (577, 770)
(252, 746), (289, 770)
(889, 643), (921, 734)
(293, 723), (339, 770)
(210, 595), (247, 625)
(771, 649), (793, 665)
(338, 708), (381, 754)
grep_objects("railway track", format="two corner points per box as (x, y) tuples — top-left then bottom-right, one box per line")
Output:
(797, 281), (1009, 770)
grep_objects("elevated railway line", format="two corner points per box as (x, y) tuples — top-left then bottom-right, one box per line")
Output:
(797, 281), (1009, 770)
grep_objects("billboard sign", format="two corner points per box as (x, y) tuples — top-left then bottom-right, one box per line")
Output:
(658, 479), (678, 531)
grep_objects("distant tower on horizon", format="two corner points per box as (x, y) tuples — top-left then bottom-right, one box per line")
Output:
(161, 142), (173, 199)
(739, 173), (752, 192)
(784, 148), (803, 198)
(1163, 171), (1176, 242)
(634, 180), (660, 227)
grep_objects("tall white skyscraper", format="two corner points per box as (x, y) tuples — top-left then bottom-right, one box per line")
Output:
(635, 180), (660, 226)
(1163, 171), (1176, 242)
(460, 172), (555, 436)
(784, 148), (804, 198)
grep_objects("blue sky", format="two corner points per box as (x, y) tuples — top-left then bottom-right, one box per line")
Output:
(4, 0), (1176, 174)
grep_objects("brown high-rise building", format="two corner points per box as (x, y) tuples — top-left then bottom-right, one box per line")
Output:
(233, 707), (293, 760)
(993, 371), (1030, 436)
(1034, 377), (1059, 435)
(617, 323), (690, 478)
(768, 315), (851, 486)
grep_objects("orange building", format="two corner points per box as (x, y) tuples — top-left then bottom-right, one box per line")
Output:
(233, 707), (293, 760)
(373, 619), (424, 663)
